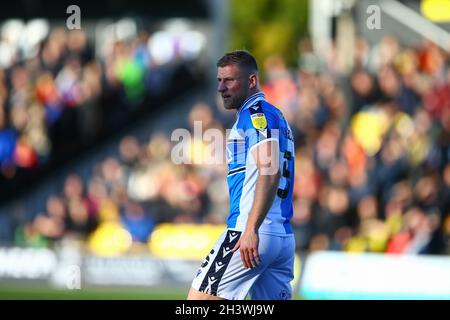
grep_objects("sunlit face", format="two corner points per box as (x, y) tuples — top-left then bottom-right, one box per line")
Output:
(217, 64), (251, 110)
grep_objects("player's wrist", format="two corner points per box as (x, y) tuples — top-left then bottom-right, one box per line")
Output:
(244, 223), (259, 234)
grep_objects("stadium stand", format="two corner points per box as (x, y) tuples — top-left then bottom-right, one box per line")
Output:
(2, 32), (448, 257)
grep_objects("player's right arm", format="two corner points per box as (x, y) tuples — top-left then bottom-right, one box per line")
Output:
(231, 106), (280, 269)
(233, 139), (280, 269)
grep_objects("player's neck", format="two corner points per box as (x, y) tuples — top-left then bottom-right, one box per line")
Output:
(237, 90), (262, 112)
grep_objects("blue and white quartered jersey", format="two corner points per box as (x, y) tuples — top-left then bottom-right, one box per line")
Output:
(226, 92), (295, 236)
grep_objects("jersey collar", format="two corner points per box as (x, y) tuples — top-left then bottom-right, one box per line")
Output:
(237, 91), (266, 115)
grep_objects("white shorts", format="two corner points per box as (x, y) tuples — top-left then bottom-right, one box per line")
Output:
(191, 229), (295, 300)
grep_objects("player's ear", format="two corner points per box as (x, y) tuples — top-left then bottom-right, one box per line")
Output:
(249, 73), (257, 89)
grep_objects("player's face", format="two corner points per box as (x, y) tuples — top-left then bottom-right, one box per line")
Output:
(217, 64), (250, 110)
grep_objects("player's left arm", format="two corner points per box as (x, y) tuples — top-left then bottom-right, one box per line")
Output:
(232, 139), (280, 269)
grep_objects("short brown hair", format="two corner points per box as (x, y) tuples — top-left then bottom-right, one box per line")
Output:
(216, 50), (258, 74)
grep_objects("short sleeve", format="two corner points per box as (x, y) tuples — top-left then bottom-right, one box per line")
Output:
(238, 103), (279, 150)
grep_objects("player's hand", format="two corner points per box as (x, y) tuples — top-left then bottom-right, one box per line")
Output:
(232, 231), (260, 269)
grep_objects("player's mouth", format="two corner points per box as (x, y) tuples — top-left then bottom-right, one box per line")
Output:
(222, 95), (231, 101)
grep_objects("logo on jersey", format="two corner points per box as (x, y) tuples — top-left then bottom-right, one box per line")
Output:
(204, 276), (218, 294)
(228, 231), (239, 243)
(250, 113), (267, 130)
(222, 246), (232, 258)
(213, 261), (225, 273)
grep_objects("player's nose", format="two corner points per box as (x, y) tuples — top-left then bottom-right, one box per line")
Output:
(217, 81), (227, 93)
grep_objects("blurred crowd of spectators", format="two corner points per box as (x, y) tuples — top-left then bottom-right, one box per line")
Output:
(280, 36), (449, 255)
(10, 34), (450, 256)
(0, 21), (204, 202)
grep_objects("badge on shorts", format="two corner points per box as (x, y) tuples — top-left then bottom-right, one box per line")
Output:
(250, 113), (267, 130)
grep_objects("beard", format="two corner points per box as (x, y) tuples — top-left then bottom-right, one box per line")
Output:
(223, 93), (246, 110)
